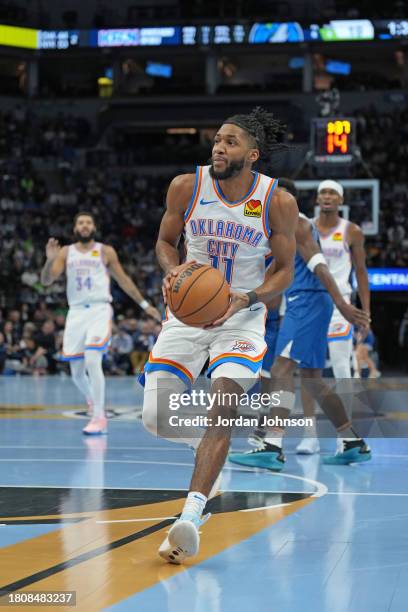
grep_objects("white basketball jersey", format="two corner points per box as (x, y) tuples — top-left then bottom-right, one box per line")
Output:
(317, 217), (352, 296)
(66, 242), (112, 307)
(184, 165), (278, 293)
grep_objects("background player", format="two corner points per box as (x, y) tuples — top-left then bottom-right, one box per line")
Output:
(353, 328), (381, 379)
(41, 212), (160, 435)
(230, 179), (370, 471)
(141, 108), (298, 563)
(298, 179), (370, 454)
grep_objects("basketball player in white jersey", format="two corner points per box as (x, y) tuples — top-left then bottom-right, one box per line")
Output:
(41, 212), (161, 435)
(141, 108), (298, 563)
(297, 179), (370, 454)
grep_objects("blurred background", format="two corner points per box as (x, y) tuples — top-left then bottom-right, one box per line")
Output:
(0, 0), (407, 377)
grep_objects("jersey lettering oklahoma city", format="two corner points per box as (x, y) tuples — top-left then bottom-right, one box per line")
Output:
(184, 165), (278, 293)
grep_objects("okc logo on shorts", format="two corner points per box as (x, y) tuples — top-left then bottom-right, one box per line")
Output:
(332, 323), (343, 332)
(91, 336), (101, 343)
(231, 340), (256, 353)
(244, 200), (262, 218)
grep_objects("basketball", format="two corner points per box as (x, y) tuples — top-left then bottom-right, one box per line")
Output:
(167, 263), (230, 327)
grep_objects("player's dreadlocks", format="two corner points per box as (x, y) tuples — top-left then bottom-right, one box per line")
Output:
(224, 106), (287, 161)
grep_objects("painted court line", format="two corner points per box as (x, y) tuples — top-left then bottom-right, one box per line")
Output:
(96, 517), (178, 524)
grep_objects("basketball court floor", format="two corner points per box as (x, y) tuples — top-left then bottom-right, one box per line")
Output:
(1, 376), (408, 611)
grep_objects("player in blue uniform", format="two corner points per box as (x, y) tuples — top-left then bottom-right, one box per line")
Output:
(229, 179), (371, 470)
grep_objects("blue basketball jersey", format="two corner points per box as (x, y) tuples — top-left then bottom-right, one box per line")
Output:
(286, 214), (326, 296)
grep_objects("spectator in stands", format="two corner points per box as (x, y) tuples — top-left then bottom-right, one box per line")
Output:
(111, 324), (134, 375)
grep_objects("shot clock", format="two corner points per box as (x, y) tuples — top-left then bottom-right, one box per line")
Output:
(311, 117), (356, 163)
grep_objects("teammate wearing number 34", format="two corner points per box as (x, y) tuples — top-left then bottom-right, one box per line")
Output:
(41, 212), (161, 435)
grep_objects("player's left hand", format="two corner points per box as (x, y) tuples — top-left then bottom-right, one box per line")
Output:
(204, 291), (247, 328)
(337, 302), (370, 329)
(144, 305), (162, 323)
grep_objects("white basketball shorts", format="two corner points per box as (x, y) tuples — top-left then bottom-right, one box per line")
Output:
(328, 295), (353, 343)
(62, 302), (113, 361)
(141, 304), (267, 386)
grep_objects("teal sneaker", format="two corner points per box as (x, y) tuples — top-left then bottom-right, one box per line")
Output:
(228, 442), (285, 471)
(323, 439), (372, 465)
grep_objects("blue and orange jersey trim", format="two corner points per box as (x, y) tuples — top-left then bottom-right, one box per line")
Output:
(85, 321), (112, 351)
(328, 324), (353, 342)
(264, 250), (273, 269)
(184, 166), (203, 223)
(207, 348), (267, 376)
(212, 172), (260, 208)
(262, 178), (278, 238)
(142, 355), (194, 387)
(60, 351), (85, 361)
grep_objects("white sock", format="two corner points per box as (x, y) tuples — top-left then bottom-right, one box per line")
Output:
(265, 435), (283, 449)
(303, 416), (317, 437)
(84, 350), (105, 418)
(338, 426), (359, 440)
(181, 491), (207, 520)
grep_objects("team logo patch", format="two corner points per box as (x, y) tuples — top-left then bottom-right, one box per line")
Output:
(244, 200), (262, 218)
(91, 336), (101, 343)
(332, 232), (343, 241)
(231, 340), (256, 353)
(331, 323), (344, 333)
(91, 250), (99, 257)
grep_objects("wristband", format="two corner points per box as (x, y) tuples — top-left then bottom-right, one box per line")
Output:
(307, 253), (326, 273)
(246, 291), (258, 307)
(139, 300), (150, 311)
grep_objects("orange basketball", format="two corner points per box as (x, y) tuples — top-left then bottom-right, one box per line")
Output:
(167, 263), (230, 327)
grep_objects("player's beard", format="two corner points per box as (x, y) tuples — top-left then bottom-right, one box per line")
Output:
(209, 157), (246, 180)
(74, 230), (96, 244)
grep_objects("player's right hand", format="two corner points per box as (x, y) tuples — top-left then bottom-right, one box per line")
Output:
(46, 238), (61, 260)
(337, 302), (370, 329)
(162, 260), (197, 304)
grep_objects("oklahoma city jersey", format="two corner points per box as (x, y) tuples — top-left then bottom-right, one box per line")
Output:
(66, 242), (112, 307)
(317, 217), (352, 297)
(184, 165), (278, 292)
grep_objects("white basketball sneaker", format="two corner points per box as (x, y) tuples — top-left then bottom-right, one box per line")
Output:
(158, 513), (211, 564)
(158, 476), (219, 565)
(296, 437), (320, 455)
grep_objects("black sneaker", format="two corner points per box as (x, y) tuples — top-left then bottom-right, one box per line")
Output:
(323, 439), (372, 465)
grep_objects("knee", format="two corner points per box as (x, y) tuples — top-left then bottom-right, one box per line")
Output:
(271, 357), (294, 379)
(141, 371), (186, 437)
(70, 361), (86, 384)
(142, 392), (158, 436)
(84, 349), (102, 367)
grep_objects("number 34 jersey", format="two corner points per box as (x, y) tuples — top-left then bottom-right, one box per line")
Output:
(184, 165), (278, 293)
(66, 242), (112, 307)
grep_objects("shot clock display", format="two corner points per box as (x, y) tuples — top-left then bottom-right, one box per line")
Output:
(311, 117), (356, 163)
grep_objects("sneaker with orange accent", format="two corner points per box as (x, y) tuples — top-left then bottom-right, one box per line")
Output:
(82, 416), (107, 435)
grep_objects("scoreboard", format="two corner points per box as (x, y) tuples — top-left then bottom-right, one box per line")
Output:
(311, 117), (356, 164)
